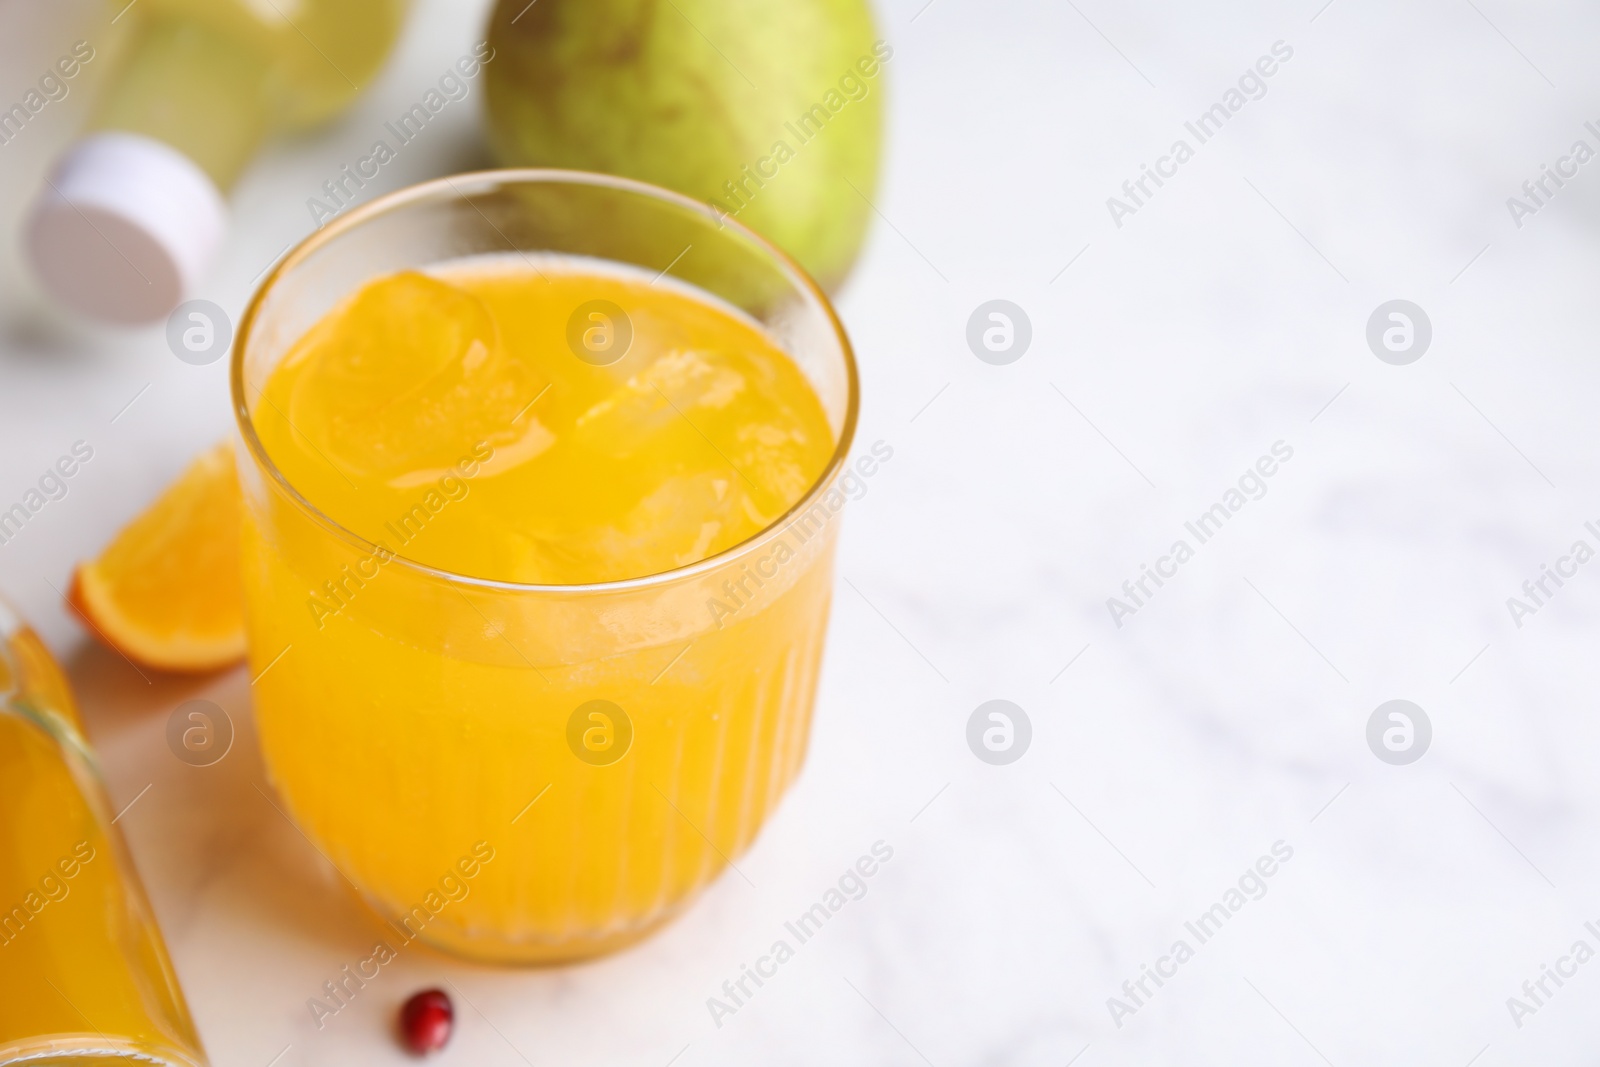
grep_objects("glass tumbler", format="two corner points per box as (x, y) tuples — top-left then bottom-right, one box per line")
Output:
(233, 170), (859, 963)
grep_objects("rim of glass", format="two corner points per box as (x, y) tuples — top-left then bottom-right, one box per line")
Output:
(231, 168), (861, 595)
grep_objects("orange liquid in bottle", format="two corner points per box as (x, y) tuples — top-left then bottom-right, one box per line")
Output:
(0, 618), (205, 1065)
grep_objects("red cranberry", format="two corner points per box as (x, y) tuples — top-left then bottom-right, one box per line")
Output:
(399, 988), (453, 1055)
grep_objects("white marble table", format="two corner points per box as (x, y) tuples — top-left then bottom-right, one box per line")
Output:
(5, 0), (1600, 1063)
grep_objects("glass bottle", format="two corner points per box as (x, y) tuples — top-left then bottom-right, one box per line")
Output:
(0, 597), (209, 1067)
(25, 0), (409, 324)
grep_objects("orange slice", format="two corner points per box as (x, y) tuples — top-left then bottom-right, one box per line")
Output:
(69, 442), (245, 672)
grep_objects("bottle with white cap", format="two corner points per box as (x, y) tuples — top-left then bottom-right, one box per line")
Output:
(25, 0), (409, 326)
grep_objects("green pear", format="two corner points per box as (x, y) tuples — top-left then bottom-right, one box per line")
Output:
(483, 0), (886, 292)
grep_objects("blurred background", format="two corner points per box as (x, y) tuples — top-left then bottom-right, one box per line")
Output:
(6, 0), (1600, 1063)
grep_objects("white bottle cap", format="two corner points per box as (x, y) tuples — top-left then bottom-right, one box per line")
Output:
(25, 132), (227, 325)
